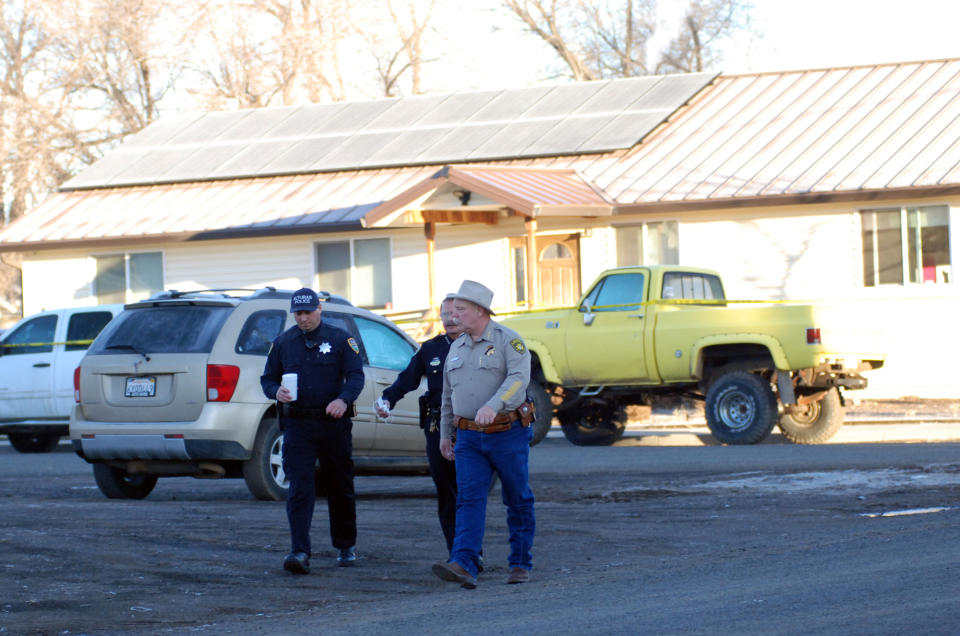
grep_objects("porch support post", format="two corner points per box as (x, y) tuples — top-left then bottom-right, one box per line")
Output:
(525, 216), (538, 310)
(425, 221), (436, 309)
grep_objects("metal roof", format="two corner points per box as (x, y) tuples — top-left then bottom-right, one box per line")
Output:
(61, 73), (714, 190)
(364, 165), (615, 226)
(5, 59), (960, 251)
(598, 58), (960, 207)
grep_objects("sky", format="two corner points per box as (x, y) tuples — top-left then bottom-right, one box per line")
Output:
(429, 0), (960, 92)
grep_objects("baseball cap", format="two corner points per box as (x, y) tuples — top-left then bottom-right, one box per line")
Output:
(290, 288), (320, 312)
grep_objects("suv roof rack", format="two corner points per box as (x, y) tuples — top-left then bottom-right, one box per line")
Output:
(147, 287), (353, 306)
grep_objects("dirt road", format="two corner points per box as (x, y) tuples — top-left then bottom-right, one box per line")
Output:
(3, 439), (960, 635)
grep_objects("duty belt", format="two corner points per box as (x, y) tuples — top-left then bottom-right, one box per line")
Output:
(455, 410), (522, 434)
(284, 404), (338, 419)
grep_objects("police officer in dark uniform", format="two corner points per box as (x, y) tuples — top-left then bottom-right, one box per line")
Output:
(375, 296), (462, 553)
(261, 288), (365, 575)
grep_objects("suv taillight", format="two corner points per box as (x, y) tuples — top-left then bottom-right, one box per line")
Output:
(207, 364), (240, 402)
(73, 366), (81, 403)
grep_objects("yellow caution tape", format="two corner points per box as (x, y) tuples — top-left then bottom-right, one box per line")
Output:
(0, 339), (95, 349)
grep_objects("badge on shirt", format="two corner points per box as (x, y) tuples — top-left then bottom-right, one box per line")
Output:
(319, 342), (332, 354)
(429, 356), (441, 366)
(510, 338), (526, 353)
(347, 337), (360, 354)
(484, 345), (495, 356)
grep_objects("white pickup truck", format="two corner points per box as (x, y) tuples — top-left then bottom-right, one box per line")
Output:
(0, 305), (121, 452)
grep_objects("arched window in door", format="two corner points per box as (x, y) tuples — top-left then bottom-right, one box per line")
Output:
(538, 239), (579, 306)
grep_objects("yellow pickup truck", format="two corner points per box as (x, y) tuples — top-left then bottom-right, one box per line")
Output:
(501, 266), (884, 446)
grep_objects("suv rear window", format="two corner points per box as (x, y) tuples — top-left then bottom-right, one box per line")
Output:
(89, 305), (232, 355)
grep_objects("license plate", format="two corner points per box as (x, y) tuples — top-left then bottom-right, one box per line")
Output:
(125, 376), (156, 397)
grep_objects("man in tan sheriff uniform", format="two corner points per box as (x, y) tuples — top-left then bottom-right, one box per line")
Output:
(432, 280), (535, 589)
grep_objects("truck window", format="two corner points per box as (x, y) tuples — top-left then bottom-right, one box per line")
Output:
(1, 314), (57, 355)
(583, 273), (645, 312)
(662, 272), (725, 301)
(66, 311), (115, 351)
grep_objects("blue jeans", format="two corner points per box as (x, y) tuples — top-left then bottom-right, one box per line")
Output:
(449, 421), (535, 577)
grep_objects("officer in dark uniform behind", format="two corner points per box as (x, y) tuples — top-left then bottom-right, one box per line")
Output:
(375, 295), (462, 553)
(261, 288), (364, 575)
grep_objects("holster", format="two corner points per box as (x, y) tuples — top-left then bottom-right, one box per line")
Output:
(517, 400), (535, 427)
(418, 394), (431, 430)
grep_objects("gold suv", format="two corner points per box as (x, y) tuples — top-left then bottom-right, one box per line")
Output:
(70, 288), (426, 500)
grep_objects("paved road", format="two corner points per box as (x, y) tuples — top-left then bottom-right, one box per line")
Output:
(2, 435), (960, 635)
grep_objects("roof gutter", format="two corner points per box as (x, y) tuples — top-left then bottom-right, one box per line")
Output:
(614, 185), (960, 215)
(0, 221), (365, 253)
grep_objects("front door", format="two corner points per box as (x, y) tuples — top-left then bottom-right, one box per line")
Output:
(0, 313), (58, 419)
(537, 235), (580, 307)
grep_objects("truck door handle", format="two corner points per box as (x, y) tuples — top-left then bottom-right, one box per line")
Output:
(33, 362), (51, 368)
(628, 313), (644, 319)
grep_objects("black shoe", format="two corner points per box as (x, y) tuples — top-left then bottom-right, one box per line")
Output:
(283, 551), (310, 574)
(337, 546), (357, 567)
(475, 554), (485, 573)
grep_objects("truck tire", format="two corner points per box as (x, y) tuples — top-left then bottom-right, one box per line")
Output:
(92, 463), (158, 499)
(242, 415), (288, 501)
(779, 388), (844, 444)
(8, 432), (61, 453)
(528, 380), (553, 447)
(705, 370), (778, 444)
(558, 400), (627, 446)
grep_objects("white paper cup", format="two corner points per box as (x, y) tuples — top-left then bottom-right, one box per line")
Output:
(281, 373), (298, 401)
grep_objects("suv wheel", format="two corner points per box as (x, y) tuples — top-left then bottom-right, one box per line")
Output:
(243, 415), (288, 501)
(8, 432), (61, 453)
(93, 464), (158, 499)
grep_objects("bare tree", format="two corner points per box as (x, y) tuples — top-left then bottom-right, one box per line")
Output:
(655, 0), (752, 73)
(188, 0), (353, 109)
(0, 2), (61, 225)
(502, 0), (751, 80)
(367, 0), (437, 97)
(502, 0), (603, 81)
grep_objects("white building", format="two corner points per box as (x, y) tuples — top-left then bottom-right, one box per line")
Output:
(3, 60), (960, 399)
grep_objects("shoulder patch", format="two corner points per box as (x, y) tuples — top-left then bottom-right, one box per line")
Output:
(347, 337), (360, 354)
(510, 338), (526, 353)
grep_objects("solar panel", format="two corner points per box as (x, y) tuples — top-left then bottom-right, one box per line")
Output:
(164, 110), (257, 145)
(416, 91), (502, 125)
(365, 94), (450, 130)
(412, 122), (508, 165)
(575, 77), (661, 114)
(520, 117), (611, 156)
(268, 103), (351, 137)
(579, 110), (671, 152)
(61, 74), (716, 189)
(213, 106), (301, 141)
(362, 127), (454, 167)
(311, 131), (400, 171)
(520, 82), (605, 118)
(263, 136), (353, 175)
(468, 119), (560, 159)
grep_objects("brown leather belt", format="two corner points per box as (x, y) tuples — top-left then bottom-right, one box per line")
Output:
(455, 411), (520, 434)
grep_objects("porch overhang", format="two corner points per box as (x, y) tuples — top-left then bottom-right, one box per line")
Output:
(361, 165), (616, 228)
